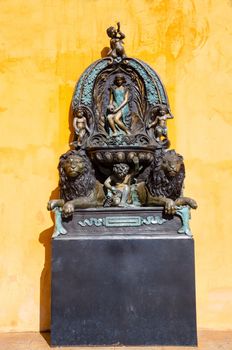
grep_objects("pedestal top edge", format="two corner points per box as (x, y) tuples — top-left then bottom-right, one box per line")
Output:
(73, 206), (164, 213)
(53, 234), (193, 241)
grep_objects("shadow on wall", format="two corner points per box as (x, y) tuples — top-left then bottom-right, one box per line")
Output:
(39, 187), (59, 344)
(38, 44), (112, 343)
(101, 47), (109, 58)
(68, 101), (74, 147)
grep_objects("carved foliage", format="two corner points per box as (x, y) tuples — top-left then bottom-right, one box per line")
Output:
(127, 58), (169, 106)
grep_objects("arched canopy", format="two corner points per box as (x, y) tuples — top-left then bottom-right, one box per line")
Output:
(72, 57), (169, 113)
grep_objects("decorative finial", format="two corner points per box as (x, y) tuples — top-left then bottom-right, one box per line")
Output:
(106, 22), (126, 59)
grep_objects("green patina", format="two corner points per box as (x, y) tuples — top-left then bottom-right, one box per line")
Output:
(176, 206), (193, 237)
(78, 215), (166, 227)
(127, 59), (168, 106)
(137, 59), (168, 104)
(72, 59), (109, 109)
(52, 207), (67, 238)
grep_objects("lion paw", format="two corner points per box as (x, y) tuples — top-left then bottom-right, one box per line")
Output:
(62, 202), (75, 217)
(165, 199), (176, 215)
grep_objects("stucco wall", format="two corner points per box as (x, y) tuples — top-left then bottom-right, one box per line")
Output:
(0, 0), (232, 332)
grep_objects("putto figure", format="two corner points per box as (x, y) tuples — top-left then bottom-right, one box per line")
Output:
(104, 163), (131, 207)
(148, 104), (173, 143)
(106, 22), (126, 58)
(106, 74), (131, 136)
(73, 108), (90, 146)
(104, 157), (141, 207)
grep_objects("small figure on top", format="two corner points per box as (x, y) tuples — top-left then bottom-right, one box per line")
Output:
(106, 22), (126, 59)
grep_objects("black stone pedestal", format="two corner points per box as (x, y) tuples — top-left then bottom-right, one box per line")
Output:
(51, 209), (197, 346)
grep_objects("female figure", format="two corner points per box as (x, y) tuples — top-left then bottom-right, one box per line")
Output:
(106, 74), (131, 136)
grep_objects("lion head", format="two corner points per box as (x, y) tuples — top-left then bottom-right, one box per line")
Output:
(146, 149), (185, 200)
(58, 150), (96, 202)
(161, 150), (184, 178)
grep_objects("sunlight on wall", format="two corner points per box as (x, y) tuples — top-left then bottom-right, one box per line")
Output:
(0, 0), (232, 331)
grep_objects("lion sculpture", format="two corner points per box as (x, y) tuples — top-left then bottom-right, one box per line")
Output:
(47, 150), (104, 217)
(137, 149), (197, 214)
(48, 148), (197, 217)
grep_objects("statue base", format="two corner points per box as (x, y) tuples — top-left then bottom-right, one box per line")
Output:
(51, 208), (197, 346)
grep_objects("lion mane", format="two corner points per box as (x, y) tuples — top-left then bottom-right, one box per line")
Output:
(58, 149), (96, 202)
(146, 149), (185, 200)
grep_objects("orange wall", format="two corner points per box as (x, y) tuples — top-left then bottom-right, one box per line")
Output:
(0, 0), (232, 332)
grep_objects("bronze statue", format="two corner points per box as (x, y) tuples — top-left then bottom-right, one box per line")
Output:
(73, 108), (90, 146)
(106, 75), (131, 136)
(106, 22), (126, 58)
(148, 105), (173, 143)
(48, 25), (197, 236)
(47, 150), (104, 217)
(49, 27), (198, 349)
(103, 155), (140, 207)
(137, 150), (197, 214)
(104, 163), (131, 207)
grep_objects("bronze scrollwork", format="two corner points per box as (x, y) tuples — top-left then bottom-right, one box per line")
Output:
(48, 24), (197, 237)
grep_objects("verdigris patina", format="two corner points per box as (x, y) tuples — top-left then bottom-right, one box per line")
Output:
(49, 23), (198, 347)
(48, 23), (197, 237)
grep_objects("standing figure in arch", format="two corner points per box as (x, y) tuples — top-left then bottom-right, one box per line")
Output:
(73, 108), (90, 146)
(106, 74), (131, 136)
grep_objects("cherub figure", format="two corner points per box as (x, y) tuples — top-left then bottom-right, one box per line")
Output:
(104, 163), (130, 207)
(106, 22), (126, 58)
(73, 108), (90, 146)
(148, 105), (173, 142)
(104, 157), (141, 207)
(106, 74), (131, 136)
